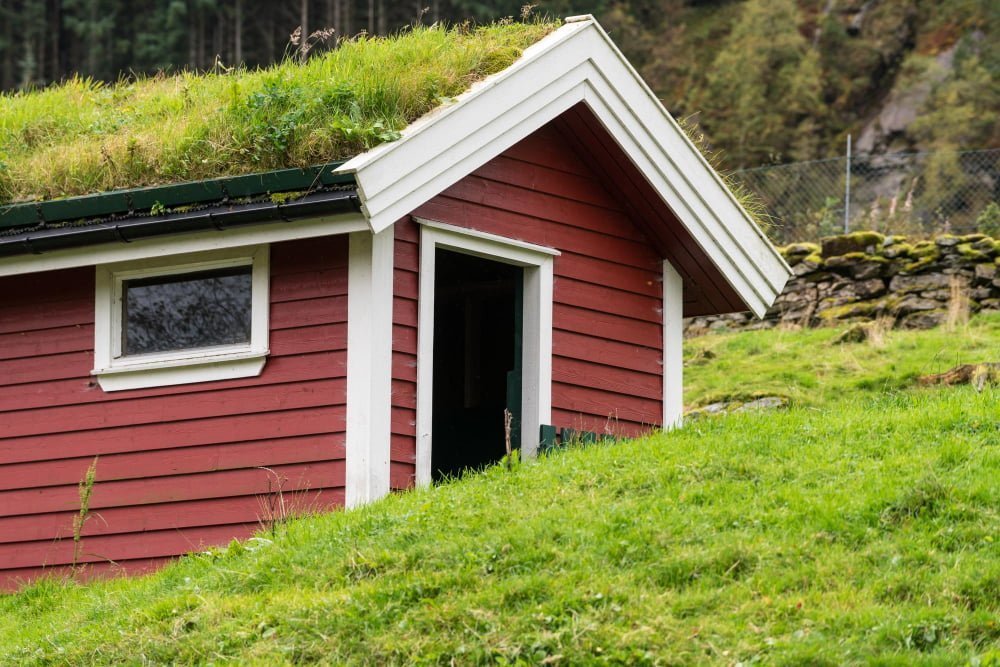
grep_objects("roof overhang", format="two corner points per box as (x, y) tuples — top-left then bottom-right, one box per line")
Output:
(0, 165), (364, 275)
(336, 15), (790, 317)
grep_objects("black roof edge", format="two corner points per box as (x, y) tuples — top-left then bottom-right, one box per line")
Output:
(0, 189), (361, 259)
(0, 162), (355, 232)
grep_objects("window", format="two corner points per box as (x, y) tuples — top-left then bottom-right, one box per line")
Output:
(93, 246), (269, 391)
(122, 267), (253, 356)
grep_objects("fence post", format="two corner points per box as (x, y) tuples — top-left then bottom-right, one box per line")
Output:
(844, 134), (852, 234)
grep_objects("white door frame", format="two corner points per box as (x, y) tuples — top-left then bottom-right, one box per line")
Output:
(414, 218), (557, 486)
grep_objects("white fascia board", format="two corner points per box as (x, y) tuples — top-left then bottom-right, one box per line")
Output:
(336, 19), (591, 183)
(580, 31), (790, 309)
(344, 51), (597, 231)
(580, 79), (777, 316)
(583, 24), (791, 278)
(0, 213), (367, 278)
(336, 17), (791, 317)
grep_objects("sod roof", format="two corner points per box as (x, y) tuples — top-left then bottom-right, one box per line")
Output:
(0, 21), (556, 209)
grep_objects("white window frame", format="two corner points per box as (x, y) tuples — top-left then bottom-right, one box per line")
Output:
(414, 217), (557, 486)
(93, 245), (270, 392)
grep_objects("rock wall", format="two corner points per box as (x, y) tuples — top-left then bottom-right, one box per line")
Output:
(684, 232), (1000, 336)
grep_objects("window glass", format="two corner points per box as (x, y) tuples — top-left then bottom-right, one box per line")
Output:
(122, 266), (252, 356)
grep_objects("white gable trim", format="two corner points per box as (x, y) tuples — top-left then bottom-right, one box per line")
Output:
(336, 17), (790, 317)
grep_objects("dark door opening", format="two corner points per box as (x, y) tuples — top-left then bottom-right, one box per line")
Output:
(432, 249), (523, 481)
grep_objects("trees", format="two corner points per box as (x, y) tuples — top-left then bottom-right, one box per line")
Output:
(0, 0), (515, 92)
(699, 0), (823, 167)
(0, 0), (996, 173)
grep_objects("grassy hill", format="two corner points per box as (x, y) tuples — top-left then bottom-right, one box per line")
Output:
(2, 315), (1000, 665)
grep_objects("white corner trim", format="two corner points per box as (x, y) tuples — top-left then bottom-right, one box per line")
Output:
(345, 230), (395, 508)
(335, 17), (789, 318)
(415, 222), (554, 486)
(93, 245), (270, 392)
(0, 212), (366, 278)
(662, 260), (683, 430)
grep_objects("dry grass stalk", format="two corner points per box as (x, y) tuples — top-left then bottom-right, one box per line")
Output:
(832, 314), (894, 347)
(72, 456), (99, 569)
(866, 314), (895, 349)
(946, 275), (971, 333)
(504, 408), (513, 471)
(257, 466), (289, 537)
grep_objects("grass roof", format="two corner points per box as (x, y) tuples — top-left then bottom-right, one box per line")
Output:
(0, 21), (556, 206)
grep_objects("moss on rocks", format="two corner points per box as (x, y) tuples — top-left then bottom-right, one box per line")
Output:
(971, 237), (1000, 255)
(911, 241), (939, 257)
(779, 242), (821, 258)
(845, 231), (885, 246)
(821, 231), (885, 258)
(817, 299), (883, 321)
(956, 242), (991, 262)
(903, 255), (941, 273)
(881, 242), (913, 259)
(824, 253), (890, 280)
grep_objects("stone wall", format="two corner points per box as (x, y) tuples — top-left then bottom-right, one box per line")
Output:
(684, 232), (1000, 336)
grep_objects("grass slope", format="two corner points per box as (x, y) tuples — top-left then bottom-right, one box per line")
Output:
(0, 22), (554, 205)
(2, 315), (1000, 665)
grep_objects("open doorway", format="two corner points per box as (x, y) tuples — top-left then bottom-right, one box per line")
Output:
(431, 249), (523, 481)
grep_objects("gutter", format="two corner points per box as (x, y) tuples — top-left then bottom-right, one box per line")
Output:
(0, 189), (361, 259)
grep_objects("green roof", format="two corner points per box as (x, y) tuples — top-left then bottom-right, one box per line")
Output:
(0, 21), (555, 208)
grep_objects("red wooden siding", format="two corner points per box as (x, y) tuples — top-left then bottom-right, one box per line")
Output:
(555, 104), (744, 316)
(392, 222), (419, 488)
(390, 121), (665, 461)
(0, 237), (351, 590)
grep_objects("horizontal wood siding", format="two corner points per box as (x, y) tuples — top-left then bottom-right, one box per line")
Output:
(556, 105), (744, 316)
(390, 218), (420, 487)
(412, 123), (664, 438)
(0, 237), (350, 590)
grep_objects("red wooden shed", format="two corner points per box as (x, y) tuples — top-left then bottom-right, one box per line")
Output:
(0, 16), (790, 590)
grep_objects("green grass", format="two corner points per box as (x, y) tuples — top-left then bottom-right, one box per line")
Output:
(2, 316), (1000, 664)
(0, 21), (554, 205)
(685, 312), (1000, 408)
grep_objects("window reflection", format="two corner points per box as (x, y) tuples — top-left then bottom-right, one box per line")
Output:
(122, 266), (253, 356)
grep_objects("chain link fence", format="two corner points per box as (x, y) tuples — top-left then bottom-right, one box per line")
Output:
(733, 148), (1000, 245)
